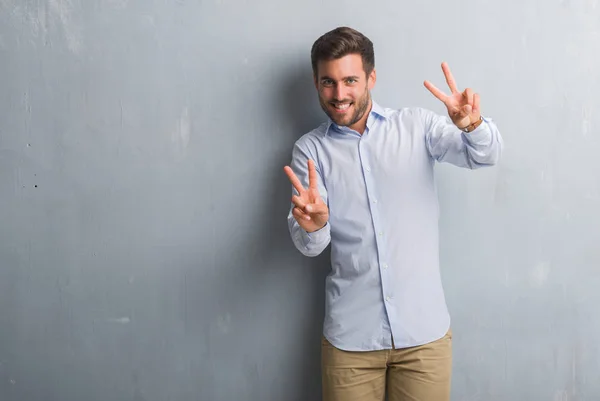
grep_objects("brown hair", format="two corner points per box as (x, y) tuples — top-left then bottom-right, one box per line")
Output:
(310, 27), (375, 77)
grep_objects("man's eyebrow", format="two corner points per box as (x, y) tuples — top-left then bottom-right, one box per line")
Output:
(319, 75), (361, 81)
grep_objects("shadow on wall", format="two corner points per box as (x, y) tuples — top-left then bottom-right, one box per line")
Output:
(267, 61), (330, 262)
(191, 60), (331, 400)
(268, 62), (331, 401)
(281, 63), (324, 140)
(265, 61), (326, 253)
(180, 60), (331, 400)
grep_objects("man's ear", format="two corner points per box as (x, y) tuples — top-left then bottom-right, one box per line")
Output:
(313, 73), (319, 90)
(368, 69), (377, 90)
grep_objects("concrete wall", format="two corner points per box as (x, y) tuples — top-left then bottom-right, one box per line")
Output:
(1, 0), (599, 400)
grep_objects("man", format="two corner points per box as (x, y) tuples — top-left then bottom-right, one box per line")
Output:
(283, 27), (503, 401)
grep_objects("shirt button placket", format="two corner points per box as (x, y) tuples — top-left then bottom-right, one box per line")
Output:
(361, 148), (390, 307)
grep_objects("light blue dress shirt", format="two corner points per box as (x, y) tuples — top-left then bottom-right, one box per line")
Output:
(287, 101), (503, 351)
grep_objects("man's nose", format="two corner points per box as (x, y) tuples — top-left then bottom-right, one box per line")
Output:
(334, 84), (346, 101)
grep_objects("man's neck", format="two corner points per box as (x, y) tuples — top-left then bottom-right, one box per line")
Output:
(348, 100), (373, 135)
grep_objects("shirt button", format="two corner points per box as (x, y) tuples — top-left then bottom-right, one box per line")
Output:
(373, 199), (378, 204)
(382, 263), (388, 269)
(365, 167), (371, 172)
(386, 296), (391, 302)
(378, 232), (383, 237)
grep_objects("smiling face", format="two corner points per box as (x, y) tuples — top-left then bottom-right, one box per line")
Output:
(314, 53), (376, 133)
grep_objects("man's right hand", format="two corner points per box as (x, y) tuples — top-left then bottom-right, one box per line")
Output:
(283, 159), (329, 233)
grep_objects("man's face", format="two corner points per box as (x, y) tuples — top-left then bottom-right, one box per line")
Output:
(314, 54), (376, 131)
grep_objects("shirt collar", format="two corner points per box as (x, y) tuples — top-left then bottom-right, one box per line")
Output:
(325, 100), (388, 136)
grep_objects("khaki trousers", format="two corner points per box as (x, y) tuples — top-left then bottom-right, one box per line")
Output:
(321, 329), (452, 401)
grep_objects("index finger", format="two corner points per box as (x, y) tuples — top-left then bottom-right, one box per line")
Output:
(308, 160), (318, 190)
(441, 62), (459, 94)
(283, 166), (305, 194)
(423, 80), (448, 104)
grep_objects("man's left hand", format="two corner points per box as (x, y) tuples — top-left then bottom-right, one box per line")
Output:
(424, 62), (481, 130)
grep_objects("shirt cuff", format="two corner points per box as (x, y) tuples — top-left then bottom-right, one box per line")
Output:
(306, 222), (330, 244)
(463, 116), (493, 145)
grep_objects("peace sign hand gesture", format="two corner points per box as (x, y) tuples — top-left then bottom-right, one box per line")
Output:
(424, 62), (481, 130)
(283, 160), (329, 233)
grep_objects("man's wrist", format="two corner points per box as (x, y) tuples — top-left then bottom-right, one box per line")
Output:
(306, 222), (330, 244)
(459, 116), (484, 133)
(307, 222), (328, 233)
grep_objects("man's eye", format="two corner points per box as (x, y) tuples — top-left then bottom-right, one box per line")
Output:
(346, 79), (357, 84)
(322, 80), (334, 86)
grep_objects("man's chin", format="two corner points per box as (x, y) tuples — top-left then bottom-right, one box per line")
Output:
(330, 115), (353, 127)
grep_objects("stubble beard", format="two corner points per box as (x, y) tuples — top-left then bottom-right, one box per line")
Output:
(319, 86), (371, 128)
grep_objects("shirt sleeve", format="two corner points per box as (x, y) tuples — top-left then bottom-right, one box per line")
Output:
(286, 139), (331, 257)
(420, 108), (504, 169)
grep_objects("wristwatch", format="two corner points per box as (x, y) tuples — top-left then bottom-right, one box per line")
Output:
(460, 116), (484, 133)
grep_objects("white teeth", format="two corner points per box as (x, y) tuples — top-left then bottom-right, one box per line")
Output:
(334, 104), (350, 110)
